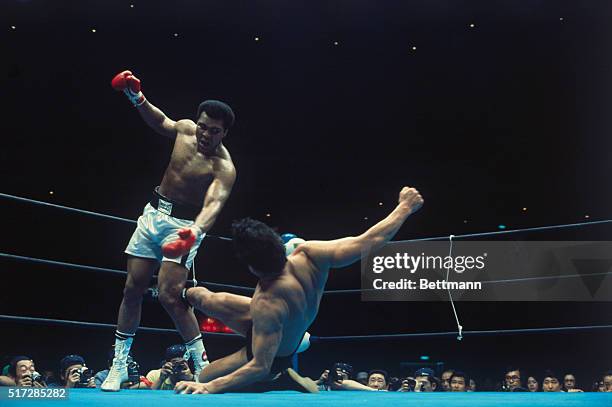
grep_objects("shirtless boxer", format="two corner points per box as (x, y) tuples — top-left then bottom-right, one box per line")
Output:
(175, 186), (423, 394)
(102, 70), (236, 391)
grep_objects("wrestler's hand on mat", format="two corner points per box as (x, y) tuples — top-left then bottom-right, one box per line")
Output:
(174, 381), (210, 394)
(111, 70), (146, 106)
(398, 186), (424, 214)
(162, 226), (203, 258)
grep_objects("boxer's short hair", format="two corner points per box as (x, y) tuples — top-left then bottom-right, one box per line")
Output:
(197, 100), (235, 130)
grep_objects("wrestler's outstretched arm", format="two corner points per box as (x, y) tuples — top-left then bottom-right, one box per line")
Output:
(175, 297), (287, 394)
(300, 187), (423, 271)
(207, 297), (286, 393)
(111, 70), (193, 139)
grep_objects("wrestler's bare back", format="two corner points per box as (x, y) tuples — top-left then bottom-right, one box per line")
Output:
(250, 249), (330, 357)
(158, 121), (234, 206)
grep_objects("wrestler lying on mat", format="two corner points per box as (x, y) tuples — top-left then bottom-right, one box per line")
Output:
(175, 186), (423, 394)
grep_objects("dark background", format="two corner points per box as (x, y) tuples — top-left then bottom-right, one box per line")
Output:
(1, 0), (611, 389)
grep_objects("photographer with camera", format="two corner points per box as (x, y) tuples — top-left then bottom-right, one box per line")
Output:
(396, 377), (415, 392)
(314, 363), (377, 391)
(147, 345), (194, 390)
(316, 363), (350, 391)
(413, 368), (438, 392)
(60, 355), (96, 388)
(0, 356), (46, 387)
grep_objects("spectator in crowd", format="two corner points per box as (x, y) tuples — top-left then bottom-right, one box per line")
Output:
(440, 369), (454, 392)
(315, 364), (384, 391)
(1, 348), (606, 394)
(315, 368), (331, 390)
(449, 371), (469, 392)
(414, 368), (437, 392)
(315, 363), (352, 391)
(563, 373), (577, 391)
(526, 375), (539, 392)
(396, 377), (415, 392)
(355, 371), (369, 386)
(59, 355), (96, 388)
(591, 380), (604, 392)
(146, 344), (194, 390)
(0, 356), (45, 387)
(601, 370), (612, 392)
(367, 369), (389, 391)
(387, 376), (403, 392)
(503, 367), (523, 391)
(0, 360), (16, 386)
(542, 370), (562, 392)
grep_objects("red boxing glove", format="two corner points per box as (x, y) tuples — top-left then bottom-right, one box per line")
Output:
(111, 70), (146, 106)
(162, 227), (200, 258)
(139, 376), (153, 387)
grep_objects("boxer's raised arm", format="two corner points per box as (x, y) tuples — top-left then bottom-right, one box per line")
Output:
(111, 70), (192, 139)
(136, 101), (193, 139)
(300, 187), (423, 271)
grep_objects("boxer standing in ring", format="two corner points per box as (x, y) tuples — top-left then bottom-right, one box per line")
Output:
(102, 70), (236, 391)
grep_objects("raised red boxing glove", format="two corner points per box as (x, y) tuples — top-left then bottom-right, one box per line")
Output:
(162, 227), (198, 258)
(111, 70), (146, 106)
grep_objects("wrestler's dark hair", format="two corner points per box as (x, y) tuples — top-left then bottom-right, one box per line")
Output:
(231, 218), (287, 276)
(449, 371), (470, 386)
(197, 100), (235, 130)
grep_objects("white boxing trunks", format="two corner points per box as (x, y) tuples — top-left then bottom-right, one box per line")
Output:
(125, 187), (205, 269)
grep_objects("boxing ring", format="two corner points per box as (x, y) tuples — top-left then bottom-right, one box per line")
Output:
(1, 192), (612, 406)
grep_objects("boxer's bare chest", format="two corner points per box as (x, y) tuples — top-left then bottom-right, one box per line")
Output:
(159, 134), (216, 206)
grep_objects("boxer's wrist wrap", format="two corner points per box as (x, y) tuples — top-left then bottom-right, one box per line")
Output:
(123, 89), (146, 106)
